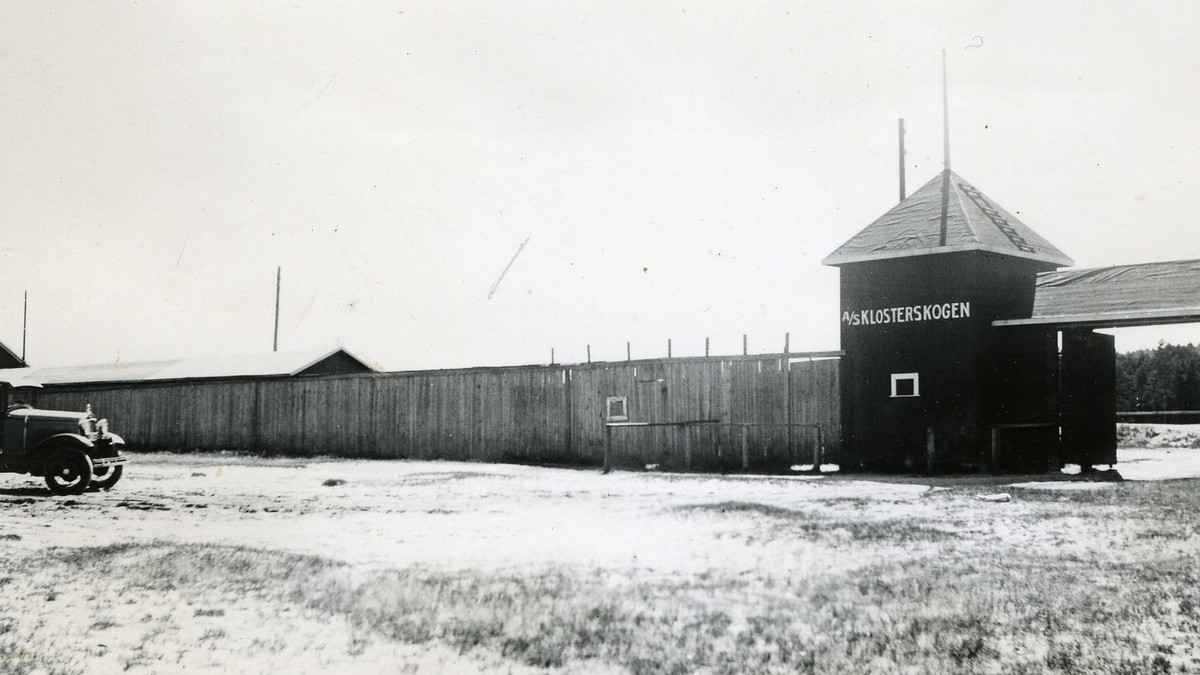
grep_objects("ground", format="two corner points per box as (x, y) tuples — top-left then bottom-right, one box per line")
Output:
(0, 427), (1197, 674)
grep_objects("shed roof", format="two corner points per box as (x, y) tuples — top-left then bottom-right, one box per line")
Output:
(993, 259), (1200, 329)
(823, 171), (1073, 267)
(0, 346), (382, 386)
(0, 340), (26, 370)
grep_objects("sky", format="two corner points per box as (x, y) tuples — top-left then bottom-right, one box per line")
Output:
(2, 1), (1199, 370)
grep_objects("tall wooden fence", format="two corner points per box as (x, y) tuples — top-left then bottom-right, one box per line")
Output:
(36, 353), (839, 471)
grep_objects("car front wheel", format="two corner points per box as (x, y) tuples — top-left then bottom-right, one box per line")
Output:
(44, 449), (93, 495)
(90, 465), (123, 490)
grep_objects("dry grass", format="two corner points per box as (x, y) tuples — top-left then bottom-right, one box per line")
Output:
(0, 478), (1196, 674)
(1119, 423), (1200, 449)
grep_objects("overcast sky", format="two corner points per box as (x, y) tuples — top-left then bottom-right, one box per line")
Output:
(2, 2), (1198, 370)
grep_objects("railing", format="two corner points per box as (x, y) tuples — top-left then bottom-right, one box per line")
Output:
(1117, 410), (1200, 424)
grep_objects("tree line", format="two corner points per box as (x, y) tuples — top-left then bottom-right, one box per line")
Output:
(1117, 342), (1200, 411)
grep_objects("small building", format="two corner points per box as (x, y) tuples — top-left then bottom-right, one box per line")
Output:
(824, 170), (1077, 471)
(825, 161), (1200, 472)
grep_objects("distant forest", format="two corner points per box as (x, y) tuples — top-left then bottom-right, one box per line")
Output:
(1117, 343), (1200, 411)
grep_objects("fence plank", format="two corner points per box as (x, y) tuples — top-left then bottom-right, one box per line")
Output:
(35, 356), (839, 469)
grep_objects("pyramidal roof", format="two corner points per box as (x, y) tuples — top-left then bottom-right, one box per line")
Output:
(822, 171), (1073, 267)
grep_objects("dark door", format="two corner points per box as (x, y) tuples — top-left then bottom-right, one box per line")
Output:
(988, 327), (1058, 471)
(1060, 329), (1117, 466)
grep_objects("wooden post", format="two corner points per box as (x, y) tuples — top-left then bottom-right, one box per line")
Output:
(587, 345), (591, 363)
(551, 348), (555, 365)
(741, 425), (749, 469)
(814, 425), (823, 471)
(668, 339), (672, 358)
(627, 342), (631, 361)
(705, 337), (709, 357)
(273, 267), (281, 352)
(603, 424), (612, 474)
(784, 332), (790, 353)
(926, 426), (935, 475)
(991, 427), (1000, 474)
(743, 334), (748, 355)
(1049, 425), (1061, 473)
(783, 356), (791, 467)
(683, 424), (691, 470)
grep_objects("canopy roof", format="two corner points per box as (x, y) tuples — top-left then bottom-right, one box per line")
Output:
(823, 171), (1073, 267)
(994, 259), (1200, 328)
(0, 346), (381, 386)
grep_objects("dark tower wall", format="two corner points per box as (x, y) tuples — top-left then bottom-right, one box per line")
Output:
(838, 251), (1057, 470)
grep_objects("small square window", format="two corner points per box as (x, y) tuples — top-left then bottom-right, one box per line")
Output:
(891, 373), (919, 398)
(606, 396), (628, 421)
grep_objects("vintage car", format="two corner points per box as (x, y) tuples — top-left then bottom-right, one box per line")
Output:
(1, 379), (126, 495)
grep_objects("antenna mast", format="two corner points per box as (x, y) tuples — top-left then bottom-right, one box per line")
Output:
(21, 291), (27, 364)
(938, 49), (951, 247)
(898, 118), (906, 202)
(943, 49), (951, 173)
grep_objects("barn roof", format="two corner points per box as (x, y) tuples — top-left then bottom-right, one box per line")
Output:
(0, 346), (382, 386)
(823, 171), (1073, 267)
(993, 259), (1200, 329)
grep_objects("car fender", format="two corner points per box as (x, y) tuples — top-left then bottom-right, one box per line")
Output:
(30, 433), (96, 458)
(104, 433), (126, 446)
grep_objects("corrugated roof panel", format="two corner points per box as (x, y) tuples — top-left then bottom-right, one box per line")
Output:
(994, 259), (1200, 327)
(0, 346), (381, 386)
(21, 360), (181, 385)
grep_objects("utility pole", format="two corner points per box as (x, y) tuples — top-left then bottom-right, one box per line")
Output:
(273, 267), (281, 352)
(898, 118), (906, 202)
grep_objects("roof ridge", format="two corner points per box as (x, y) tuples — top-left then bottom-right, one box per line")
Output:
(948, 171), (981, 244)
(823, 170), (1072, 267)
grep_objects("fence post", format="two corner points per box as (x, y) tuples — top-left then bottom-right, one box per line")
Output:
(1048, 426), (1061, 473)
(603, 424), (612, 474)
(925, 426), (935, 475)
(683, 424), (691, 470)
(741, 425), (749, 469)
(991, 427), (1000, 474)
(814, 425), (823, 470)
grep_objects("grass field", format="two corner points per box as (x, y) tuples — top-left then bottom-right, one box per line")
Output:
(0, 443), (1196, 673)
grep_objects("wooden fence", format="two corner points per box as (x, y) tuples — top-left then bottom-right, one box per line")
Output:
(36, 353), (839, 470)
